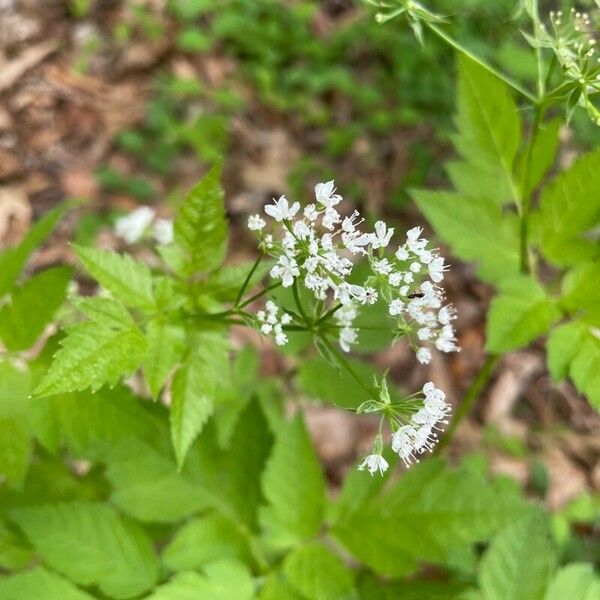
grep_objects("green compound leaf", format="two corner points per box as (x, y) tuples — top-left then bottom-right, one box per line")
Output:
(106, 438), (211, 524)
(332, 459), (525, 578)
(260, 414), (325, 547)
(454, 54), (521, 207)
(539, 148), (600, 267)
(282, 542), (359, 600)
(0, 203), (67, 299)
(479, 513), (556, 600)
(162, 512), (252, 572)
(561, 261), (600, 326)
(146, 561), (255, 600)
(174, 163), (228, 275)
(0, 266), (73, 351)
(11, 501), (159, 599)
(543, 563), (600, 600)
(170, 332), (229, 469)
(0, 567), (94, 600)
(200, 260), (272, 302)
(33, 298), (147, 397)
(411, 190), (520, 285)
(73, 244), (155, 310)
(547, 321), (600, 410)
(486, 276), (561, 353)
(143, 321), (185, 400)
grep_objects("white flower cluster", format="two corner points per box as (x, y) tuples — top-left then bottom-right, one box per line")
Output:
(115, 207), (174, 245)
(357, 381), (451, 476)
(256, 301), (291, 346)
(391, 382), (451, 468)
(248, 181), (459, 362)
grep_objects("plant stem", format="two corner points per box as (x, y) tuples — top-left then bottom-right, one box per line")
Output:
(237, 282), (281, 309)
(234, 255), (263, 307)
(434, 354), (499, 455)
(319, 335), (376, 398)
(292, 280), (310, 325)
(519, 105), (545, 274)
(314, 302), (343, 326)
(426, 22), (536, 103)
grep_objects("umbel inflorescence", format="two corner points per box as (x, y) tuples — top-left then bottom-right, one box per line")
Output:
(247, 181), (458, 474)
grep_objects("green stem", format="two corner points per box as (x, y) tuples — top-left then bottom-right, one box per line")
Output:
(434, 354), (499, 455)
(237, 282), (281, 309)
(319, 335), (376, 398)
(426, 22), (536, 103)
(234, 255), (263, 308)
(519, 105), (545, 274)
(314, 303), (343, 326)
(292, 280), (310, 325)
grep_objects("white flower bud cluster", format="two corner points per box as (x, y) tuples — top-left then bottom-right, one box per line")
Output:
(256, 301), (291, 346)
(248, 181), (459, 358)
(391, 382), (451, 468)
(115, 206), (174, 245)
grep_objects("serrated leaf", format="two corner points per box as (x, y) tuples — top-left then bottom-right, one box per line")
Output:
(539, 148), (600, 266)
(170, 332), (229, 468)
(73, 244), (155, 310)
(0, 567), (94, 600)
(445, 161), (509, 206)
(11, 501), (159, 599)
(411, 190), (520, 285)
(561, 262), (600, 325)
(0, 203), (67, 299)
(543, 563), (600, 600)
(0, 266), (72, 351)
(332, 459), (525, 578)
(162, 512), (251, 572)
(547, 321), (600, 409)
(33, 300), (147, 396)
(454, 55), (521, 206)
(0, 418), (30, 488)
(479, 513), (556, 600)
(144, 321), (185, 399)
(282, 543), (358, 600)
(174, 163), (228, 274)
(30, 385), (162, 457)
(260, 414), (325, 547)
(106, 438), (211, 523)
(486, 276), (561, 353)
(195, 398), (273, 529)
(146, 561), (255, 600)
(516, 118), (561, 198)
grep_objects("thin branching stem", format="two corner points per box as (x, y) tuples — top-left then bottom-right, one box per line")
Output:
(234, 254), (263, 307)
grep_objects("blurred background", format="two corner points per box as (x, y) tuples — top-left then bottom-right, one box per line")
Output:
(0, 0), (599, 537)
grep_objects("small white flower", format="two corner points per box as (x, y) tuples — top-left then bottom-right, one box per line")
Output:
(389, 272), (403, 287)
(358, 453), (389, 476)
(271, 255), (300, 287)
(339, 327), (358, 352)
(389, 299), (404, 316)
(304, 204), (319, 221)
(396, 246), (410, 261)
(264, 195), (300, 222)
(322, 208), (341, 230)
(248, 214), (266, 231)
(342, 231), (373, 254)
(428, 256), (448, 283)
(372, 258), (393, 275)
(153, 218), (174, 245)
(315, 180), (342, 209)
(416, 347), (432, 364)
(115, 206), (155, 244)
(438, 305), (457, 325)
(371, 220), (394, 249)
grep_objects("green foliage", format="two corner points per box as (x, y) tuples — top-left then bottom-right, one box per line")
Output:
(479, 513), (556, 600)
(454, 55), (521, 205)
(544, 563), (600, 600)
(173, 163), (228, 275)
(0, 567), (94, 600)
(332, 460), (525, 577)
(486, 276), (561, 353)
(0, 266), (72, 351)
(261, 414), (325, 547)
(538, 148), (600, 267)
(34, 298), (147, 396)
(143, 321), (185, 399)
(11, 502), (159, 598)
(73, 245), (155, 310)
